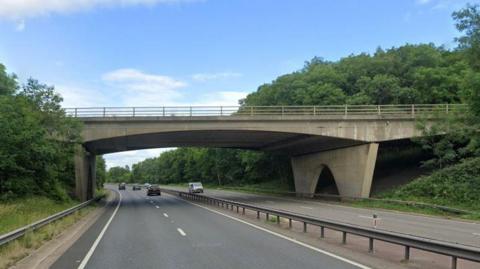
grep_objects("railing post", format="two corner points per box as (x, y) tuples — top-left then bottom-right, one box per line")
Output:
(404, 246), (410, 261)
(220, 106), (223, 116)
(411, 104), (415, 118)
(369, 238), (374, 253)
(320, 226), (324, 238)
(189, 106), (192, 117)
(103, 107), (106, 117)
(313, 106), (316, 116)
(303, 222), (307, 232)
(446, 104), (449, 114)
(281, 106), (284, 116)
(74, 108), (78, 117)
(377, 105), (381, 115)
(250, 106), (254, 116)
(451, 256), (457, 269)
(133, 107), (135, 117)
(344, 104), (348, 117)
(342, 232), (347, 244)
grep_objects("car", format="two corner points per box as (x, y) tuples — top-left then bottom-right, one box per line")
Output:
(188, 182), (204, 193)
(132, 184), (141, 190)
(147, 185), (161, 196)
(118, 182), (126, 190)
(144, 183), (151, 189)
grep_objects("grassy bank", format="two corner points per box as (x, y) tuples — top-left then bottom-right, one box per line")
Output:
(0, 204), (96, 269)
(351, 157), (480, 220)
(0, 197), (78, 235)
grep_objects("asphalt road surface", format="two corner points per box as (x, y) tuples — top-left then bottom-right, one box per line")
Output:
(163, 186), (480, 248)
(51, 186), (368, 269)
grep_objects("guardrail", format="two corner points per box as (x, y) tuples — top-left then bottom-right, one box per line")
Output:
(0, 198), (97, 247)
(213, 187), (474, 215)
(64, 104), (466, 118)
(161, 188), (480, 269)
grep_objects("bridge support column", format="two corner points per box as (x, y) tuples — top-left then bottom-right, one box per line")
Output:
(291, 143), (378, 198)
(75, 145), (96, 201)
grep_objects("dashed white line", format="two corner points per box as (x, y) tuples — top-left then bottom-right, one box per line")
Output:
(163, 213), (169, 218)
(177, 228), (186, 236)
(299, 206), (313, 210)
(174, 195), (370, 269)
(155, 205), (159, 209)
(473, 233), (480, 236)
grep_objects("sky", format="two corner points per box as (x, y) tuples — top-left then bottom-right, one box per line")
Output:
(0, 0), (478, 168)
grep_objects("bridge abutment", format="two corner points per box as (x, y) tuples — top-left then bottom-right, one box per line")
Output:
(75, 145), (96, 201)
(291, 143), (378, 198)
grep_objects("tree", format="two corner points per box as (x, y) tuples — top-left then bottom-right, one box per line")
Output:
(0, 64), (17, 96)
(453, 4), (480, 70)
(96, 156), (107, 188)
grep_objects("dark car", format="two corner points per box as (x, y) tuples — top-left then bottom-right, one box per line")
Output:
(132, 184), (141, 191)
(147, 185), (161, 196)
(118, 182), (126, 190)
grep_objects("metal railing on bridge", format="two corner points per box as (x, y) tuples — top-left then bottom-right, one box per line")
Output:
(65, 104), (466, 118)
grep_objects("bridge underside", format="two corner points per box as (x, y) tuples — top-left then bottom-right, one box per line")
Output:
(76, 129), (381, 201)
(84, 130), (363, 156)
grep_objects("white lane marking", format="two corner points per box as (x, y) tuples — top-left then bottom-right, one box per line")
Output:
(175, 196), (370, 269)
(155, 205), (160, 209)
(473, 233), (480, 236)
(299, 206), (313, 210)
(177, 228), (186, 236)
(163, 213), (169, 218)
(78, 190), (122, 269)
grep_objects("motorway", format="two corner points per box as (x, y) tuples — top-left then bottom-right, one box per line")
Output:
(163, 186), (480, 248)
(51, 186), (368, 269)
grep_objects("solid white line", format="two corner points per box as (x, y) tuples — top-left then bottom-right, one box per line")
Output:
(299, 206), (313, 210)
(163, 213), (169, 218)
(177, 228), (186, 236)
(155, 205), (160, 209)
(78, 190), (122, 269)
(473, 233), (480, 236)
(176, 196), (370, 269)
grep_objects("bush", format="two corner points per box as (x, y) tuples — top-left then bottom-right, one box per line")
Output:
(382, 157), (480, 210)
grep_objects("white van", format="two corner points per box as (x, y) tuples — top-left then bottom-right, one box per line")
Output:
(188, 182), (204, 193)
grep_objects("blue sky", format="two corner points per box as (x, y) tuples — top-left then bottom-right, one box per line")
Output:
(0, 0), (477, 168)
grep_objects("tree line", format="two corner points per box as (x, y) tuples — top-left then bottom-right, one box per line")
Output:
(106, 4), (480, 187)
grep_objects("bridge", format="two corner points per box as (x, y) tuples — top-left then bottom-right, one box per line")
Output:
(67, 104), (463, 201)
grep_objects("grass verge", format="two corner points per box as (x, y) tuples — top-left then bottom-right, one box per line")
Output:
(0, 197), (78, 235)
(0, 204), (96, 269)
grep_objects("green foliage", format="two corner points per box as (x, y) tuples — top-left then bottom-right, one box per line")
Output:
(241, 44), (470, 106)
(124, 148), (293, 187)
(0, 64), (17, 96)
(106, 166), (132, 183)
(453, 3), (480, 70)
(95, 156), (106, 188)
(0, 76), (81, 201)
(381, 158), (480, 210)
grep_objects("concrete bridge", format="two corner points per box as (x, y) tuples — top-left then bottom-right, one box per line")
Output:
(68, 104), (461, 201)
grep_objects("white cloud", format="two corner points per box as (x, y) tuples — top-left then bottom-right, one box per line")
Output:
(15, 19), (25, 31)
(192, 72), (243, 82)
(104, 148), (174, 168)
(56, 84), (110, 107)
(0, 0), (198, 20)
(102, 68), (188, 106)
(192, 91), (248, 106)
(416, 0), (432, 4)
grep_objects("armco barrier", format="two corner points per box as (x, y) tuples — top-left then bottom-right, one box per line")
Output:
(162, 188), (480, 269)
(0, 198), (97, 247)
